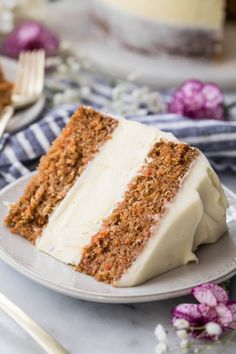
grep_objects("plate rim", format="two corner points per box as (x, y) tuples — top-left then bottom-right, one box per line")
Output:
(0, 173), (236, 304)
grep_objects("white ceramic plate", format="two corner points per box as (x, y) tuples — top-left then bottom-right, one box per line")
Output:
(0, 173), (236, 303)
(0, 56), (45, 133)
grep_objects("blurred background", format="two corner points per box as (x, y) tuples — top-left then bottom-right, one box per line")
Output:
(0, 0), (236, 89)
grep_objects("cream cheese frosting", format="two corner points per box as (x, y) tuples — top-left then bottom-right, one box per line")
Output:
(117, 153), (228, 286)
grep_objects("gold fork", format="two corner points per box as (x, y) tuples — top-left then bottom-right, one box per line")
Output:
(0, 292), (69, 354)
(0, 50), (45, 139)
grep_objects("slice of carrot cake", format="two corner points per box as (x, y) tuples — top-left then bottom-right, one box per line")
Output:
(4, 106), (228, 287)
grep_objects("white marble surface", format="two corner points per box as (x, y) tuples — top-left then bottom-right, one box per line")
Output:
(0, 171), (236, 354)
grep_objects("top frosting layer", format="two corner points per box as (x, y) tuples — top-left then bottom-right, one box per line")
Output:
(97, 0), (225, 29)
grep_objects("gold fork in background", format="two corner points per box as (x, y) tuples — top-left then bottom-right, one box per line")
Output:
(0, 51), (68, 353)
(0, 50), (45, 139)
(0, 292), (69, 354)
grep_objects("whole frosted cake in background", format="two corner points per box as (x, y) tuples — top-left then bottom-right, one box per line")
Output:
(91, 0), (226, 58)
(227, 0), (236, 18)
(5, 107), (228, 287)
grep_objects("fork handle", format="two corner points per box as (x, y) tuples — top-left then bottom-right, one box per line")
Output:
(0, 292), (69, 354)
(0, 106), (14, 139)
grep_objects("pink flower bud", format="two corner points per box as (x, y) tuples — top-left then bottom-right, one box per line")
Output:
(2, 20), (59, 58)
(168, 80), (225, 120)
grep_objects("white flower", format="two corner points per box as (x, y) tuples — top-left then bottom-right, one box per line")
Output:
(111, 101), (126, 115)
(126, 71), (139, 82)
(67, 57), (81, 72)
(173, 319), (190, 330)
(180, 339), (189, 353)
(193, 349), (199, 353)
(146, 92), (165, 113)
(60, 40), (71, 51)
(64, 89), (79, 103)
(3, 0), (17, 10)
(0, 10), (14, 33)
(154, 324), (167, 343)
(155, 342), (168, 354)
(205, 322), (222, 337)
(53, 93), (64, 105)
(112, 85), (126, 100)
(176, 329), (188, 339)
(132, 89), (143, 103)
(57, 64), (68, 74)
(80, 86), (91, 99)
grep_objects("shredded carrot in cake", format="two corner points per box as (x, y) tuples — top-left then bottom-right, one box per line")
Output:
(78, 141), (199, 284)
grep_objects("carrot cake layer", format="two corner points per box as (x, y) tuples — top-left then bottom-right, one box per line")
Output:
(4, 106), (228, 287)
(5, 106), (118, 242)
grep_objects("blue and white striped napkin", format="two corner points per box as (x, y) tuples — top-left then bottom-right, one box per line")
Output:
(0, 77), (236, 189)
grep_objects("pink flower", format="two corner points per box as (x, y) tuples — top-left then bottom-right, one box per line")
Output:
(172, 283), (236, 340)
(168, 80), (225, 120)
(2, 20), (59, 58)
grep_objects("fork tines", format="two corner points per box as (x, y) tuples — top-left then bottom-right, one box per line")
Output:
(14, 50), (45, 98)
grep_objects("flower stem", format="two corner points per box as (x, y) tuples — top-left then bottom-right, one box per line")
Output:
(222, 329), (236, 346)
(225, 101), (236, 110)
(224, 100), (236, 117)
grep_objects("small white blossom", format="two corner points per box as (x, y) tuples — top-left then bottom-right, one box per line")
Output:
(193, 349), (199, 353)
(64, 89), (79, 103)
(205, 322), (222, 337)
(126, 71), (139, 82)
(111, 101), (126, 115)
(177, 329), (188, 339)
(112, 85), (126, 100)
(66, 57), (81, 72)
(173, 319), (190, 330)
(3, 0), (17, 9)
(154, 324), (167, 343)
(80, 86), (91, 99)
(53, 93), (64, 105)
(146, 92), (165, 113)
(132, 89), (143, 103)
(71, 62), (81, 72)
(180, 338), (189, 353)
(45, 56), (63, 69)
(155, 342), (168, 354)
(0, 10), (14, 33)
(60, 40), (71, 51)
(127, 103), (139, 114)
(57, 64), (68, 74)
(139, 86), (149, 96)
